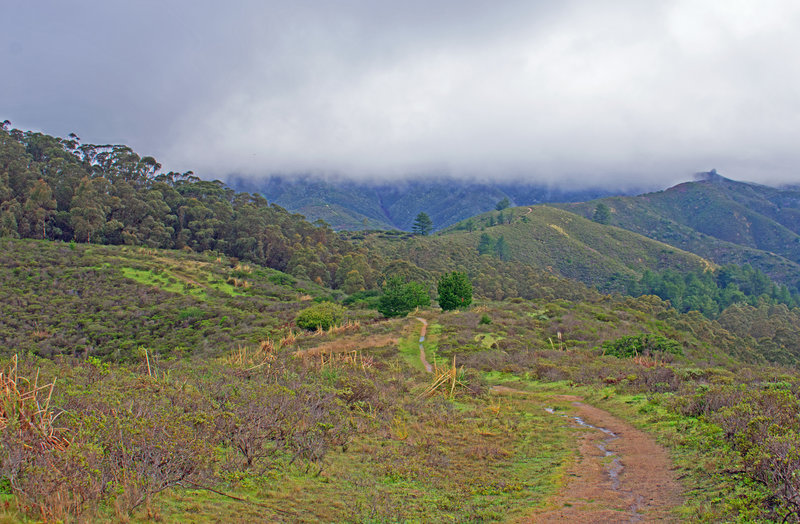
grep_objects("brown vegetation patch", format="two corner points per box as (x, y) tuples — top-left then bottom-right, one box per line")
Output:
(294, 334), (398, 361)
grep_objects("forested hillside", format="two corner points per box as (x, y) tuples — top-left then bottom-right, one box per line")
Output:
(0, 123), (360, 288)
(4, 125), (798, 324)
(228, 174), (626, 231)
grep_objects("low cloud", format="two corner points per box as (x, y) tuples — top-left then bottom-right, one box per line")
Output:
(4, 1), (800, 187)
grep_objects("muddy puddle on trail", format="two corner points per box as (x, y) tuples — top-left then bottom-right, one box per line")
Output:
(544, 406), (643, 521)
(525, 399), (683, 523)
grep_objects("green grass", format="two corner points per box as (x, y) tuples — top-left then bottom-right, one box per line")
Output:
(475, 332), (504, 349)
(119, 261), (246, 299)
(397, 330), (427, 373)
(120, 267), (206, 297)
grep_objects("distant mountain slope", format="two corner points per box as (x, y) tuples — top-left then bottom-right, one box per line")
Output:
(356, 205), (710, 291)
(226, 175), (634, 231)
(554, 172), (800, 285)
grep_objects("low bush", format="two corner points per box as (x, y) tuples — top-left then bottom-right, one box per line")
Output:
(601, 334), (683, 358)
(295, 302), (346, 330)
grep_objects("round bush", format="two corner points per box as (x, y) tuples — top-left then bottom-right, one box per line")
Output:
(295, 302), (346, 330)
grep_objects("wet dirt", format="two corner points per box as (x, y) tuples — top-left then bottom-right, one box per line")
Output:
(527, 399), (683, 523)
(415, 317), (433, 373)
(489, 388), (683, 523)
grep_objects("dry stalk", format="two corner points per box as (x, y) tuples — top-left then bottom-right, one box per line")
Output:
(421, 356), (467, 399)
(221, 340), (276, 369)
(233, 262), (252, 273)
(633, 355), (658, 368)
(316, 350), (374, 371)
(325, 320), (361, 336)
(0, 355), (69, 451)
(279, 331), (298, 348)
(31, 322), (50, 340)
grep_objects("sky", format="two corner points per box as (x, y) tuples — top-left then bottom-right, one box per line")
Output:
(3, 1), (800, 188)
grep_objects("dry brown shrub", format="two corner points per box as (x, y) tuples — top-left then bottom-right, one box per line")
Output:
(325, 320), (361, 336)
(0, 356), (94, 521)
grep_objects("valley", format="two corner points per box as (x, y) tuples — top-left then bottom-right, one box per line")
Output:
(2, 126), (800, 522)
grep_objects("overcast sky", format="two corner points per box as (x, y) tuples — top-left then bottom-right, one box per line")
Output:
(3, 1), (800, 187)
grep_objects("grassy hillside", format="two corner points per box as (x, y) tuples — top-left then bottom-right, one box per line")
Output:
(6, 125), (800, 522)
(555, 172), (800, 286)
(360, 205), (711, 292)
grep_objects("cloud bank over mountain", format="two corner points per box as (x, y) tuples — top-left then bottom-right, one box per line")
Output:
(4, 1), (800, 187)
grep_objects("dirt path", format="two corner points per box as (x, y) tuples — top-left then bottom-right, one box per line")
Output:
(490, 388), (684, 523)
(415, 317), (433, 373)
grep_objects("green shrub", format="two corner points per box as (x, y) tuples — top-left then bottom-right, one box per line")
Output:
(268, 272), (295, 286)
(377, 277), (430, 318)
(178, 307), (205, 321)
(438, 271), (473, 311)
(295, 302), (345, 330)
(479, 314), (492, 325)
(343, 289), (381, 308)
(601, 334), (683, 358)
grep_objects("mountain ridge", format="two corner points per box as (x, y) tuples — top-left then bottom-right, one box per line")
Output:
(226, 174), (640, 231)
(554, 172), (800, 286)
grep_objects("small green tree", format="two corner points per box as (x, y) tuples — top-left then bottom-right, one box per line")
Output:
(437, 271), (472, 311)
(477, 233), (494, 255)
(342, 269), (366, 294)
(411, 212), (433, 235)
(495, 197), (510, 211)
(377, 276), (431, 318)
(593, 203), (611, 224)
(295, 302), (345, 330)
(494, 235), (510, 261)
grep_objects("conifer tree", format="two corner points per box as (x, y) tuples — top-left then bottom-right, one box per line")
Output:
(437, 271), (472, 311)
(412, 212), (433, 235)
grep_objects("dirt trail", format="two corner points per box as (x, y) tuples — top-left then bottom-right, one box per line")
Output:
(415, 317), (433, 373)
(490, 388), (683, 523)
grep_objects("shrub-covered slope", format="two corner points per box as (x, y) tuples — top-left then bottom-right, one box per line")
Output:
(0, 238), (350, 360)
(4, 239), (800, 522)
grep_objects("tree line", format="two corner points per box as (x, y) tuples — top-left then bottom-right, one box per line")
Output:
(626, 264), (800, 318)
